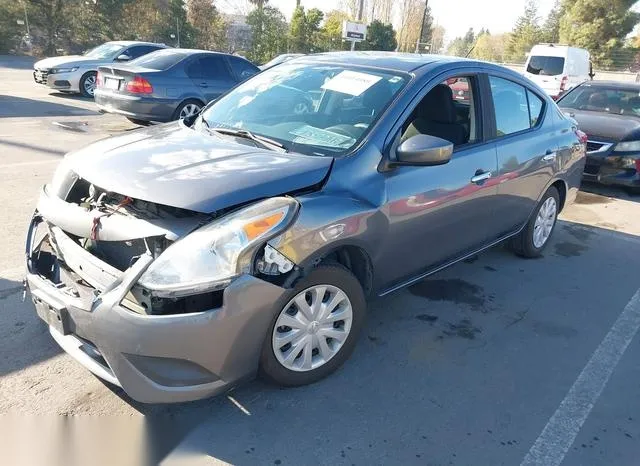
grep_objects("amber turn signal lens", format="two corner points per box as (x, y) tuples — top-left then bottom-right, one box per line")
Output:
(243, 212), (285, 241)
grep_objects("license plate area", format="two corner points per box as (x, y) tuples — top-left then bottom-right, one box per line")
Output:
(104, 77), (120, 90)
(32, 290), (71, 335)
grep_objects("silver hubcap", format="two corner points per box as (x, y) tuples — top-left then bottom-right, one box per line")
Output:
(533, 197), (557, 248)
(272, 285), (353, 372)
(84, 75), (96, 96)
(179, 103), (201, 119)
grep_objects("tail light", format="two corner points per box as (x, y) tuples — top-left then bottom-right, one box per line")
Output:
(96, 71), (103, 88)
(126, 76), (153, 94)
(635, 159), (640, 173)
(575, 129), (588, 144)
(560, 75), (569, 92)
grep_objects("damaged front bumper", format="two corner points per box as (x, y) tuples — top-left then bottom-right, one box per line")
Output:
(25, 190), (287, 403)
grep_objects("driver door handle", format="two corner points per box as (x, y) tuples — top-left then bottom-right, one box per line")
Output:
(471, 171), (492, 184)
(199, 82), (208, 88)
(542, 150), (557, 162)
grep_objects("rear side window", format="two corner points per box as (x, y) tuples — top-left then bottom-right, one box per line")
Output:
(131, 50), (188, 70)
(126, 45), (162, 60)
(527, 90), (545, 126)
(490, 77), (530, 136)
(188, 55), (232, 80)
(227, 56), (258, 81)
(527, 56), (565, 76)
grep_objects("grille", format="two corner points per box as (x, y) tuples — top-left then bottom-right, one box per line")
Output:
(586, 141), (604, 153)
(33, 68), (49, 84)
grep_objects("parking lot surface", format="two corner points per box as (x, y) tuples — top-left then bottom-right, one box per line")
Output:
(1, 56), (639, 465)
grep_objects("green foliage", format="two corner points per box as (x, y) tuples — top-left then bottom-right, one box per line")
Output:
(505, 0), (542, 63)
(0, 0), (24, 53)
(288, 6), (324, 53)
(469, 32), (510, 62)
(318, 10), (350, 52)
(246, 5), (287, 63)
(363, 20), (396, 52)
(187, 0), (227, 50)
(560, 0), (640, 69)
(542, 0), (562, 43)
(447, 28), (475, 57)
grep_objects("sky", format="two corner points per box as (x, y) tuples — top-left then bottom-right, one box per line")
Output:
(231, 0), (559, 43)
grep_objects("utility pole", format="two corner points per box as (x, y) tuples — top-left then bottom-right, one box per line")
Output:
(351, 0), (365, 51)
(22, 0), (30, 36)
(415, 0), (429, 53)
(176, 18), (180, 47)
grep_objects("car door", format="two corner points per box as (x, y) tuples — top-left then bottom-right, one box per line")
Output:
(226, 55), (259, 82)
(186, 55), (236, 103)
(379, 72), (500, 289)
(487, 75), (557, 236)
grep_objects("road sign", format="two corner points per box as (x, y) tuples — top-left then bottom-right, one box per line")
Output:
(342, 21), (367, 42)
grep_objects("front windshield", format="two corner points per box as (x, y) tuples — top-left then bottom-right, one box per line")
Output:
(558, 86), (640, 116)
(198, 63), (408, 156)
(84, 43), (124, 59)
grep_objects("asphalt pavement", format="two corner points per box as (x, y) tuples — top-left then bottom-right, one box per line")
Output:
(1, 55), (639, 466)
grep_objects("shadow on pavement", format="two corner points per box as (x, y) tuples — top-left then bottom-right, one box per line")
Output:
(50, 92), (92, 102)
(0, 277), (61, 377)
(580, 182), (640, 204)
(0, 94), (96, 118)
(0, 55), (37, 70)
(0, 139), (66, 156)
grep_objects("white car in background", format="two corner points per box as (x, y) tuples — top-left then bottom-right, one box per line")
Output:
(524, 44), (593, 100)
(33, 41), (166, 97)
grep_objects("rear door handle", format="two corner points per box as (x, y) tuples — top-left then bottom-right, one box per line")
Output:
(471, 171), (492, 184)
(199, 82), (208, 88)
(542, 150), (557, 162)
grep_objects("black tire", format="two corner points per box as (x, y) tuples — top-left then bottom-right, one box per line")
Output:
(509, 186), (560, 258)
(79, 71), (97, 98)
(172, 99), (204, 121)
(126, 117), (152, 126)
(259, 264), (366, 387)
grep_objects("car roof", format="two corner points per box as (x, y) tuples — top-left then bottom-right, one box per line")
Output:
(161, 48), (241, 57)
(578, 80), (640, 90)
(107, 41), (167, 47)
(293, 52), (467, 73)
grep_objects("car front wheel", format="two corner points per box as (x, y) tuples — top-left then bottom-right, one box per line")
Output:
(259, 264), (366, 387)
(509, 186), (560, 258)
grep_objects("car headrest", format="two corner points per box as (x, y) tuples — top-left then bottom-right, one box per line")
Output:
(587, 92), (607, 108)
(414, 84), (457, 124)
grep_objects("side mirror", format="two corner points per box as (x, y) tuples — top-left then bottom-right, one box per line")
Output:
(395, 134), (453, 166)
(115, 54), (131, 62)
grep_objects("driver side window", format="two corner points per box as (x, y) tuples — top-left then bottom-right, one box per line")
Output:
(400, 75), (480, 148)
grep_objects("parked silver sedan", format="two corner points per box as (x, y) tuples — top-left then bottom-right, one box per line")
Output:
(33, 41), (166, 97)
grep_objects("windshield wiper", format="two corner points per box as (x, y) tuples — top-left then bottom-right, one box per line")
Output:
(207, 127), (287, 152)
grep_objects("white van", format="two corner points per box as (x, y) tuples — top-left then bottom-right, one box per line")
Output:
(523, 44), (592, 100)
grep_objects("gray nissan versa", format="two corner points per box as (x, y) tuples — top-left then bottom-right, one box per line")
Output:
(25, 52), (587, 403)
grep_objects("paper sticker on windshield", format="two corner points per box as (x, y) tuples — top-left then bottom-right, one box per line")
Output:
(321, 70), (382, 96)
(290, 125), (355, 148)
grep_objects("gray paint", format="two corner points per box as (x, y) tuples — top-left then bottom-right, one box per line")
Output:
(26, 53), (587, 402)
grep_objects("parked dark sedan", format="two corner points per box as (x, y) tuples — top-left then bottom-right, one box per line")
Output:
(94, 49), (259, 124)
(557, 81), (640, 193)
(26, 53), (585, 403)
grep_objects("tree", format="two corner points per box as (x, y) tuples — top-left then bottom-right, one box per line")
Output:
(28, 0), (67, 55)
(470, 33), (510, 62)
(542, 0), (562, 43)
(0, 0), (24, 53)
(246, 5), (287, 63)
(397, 0), (432, 52)
(187, 0), (227, 50)
(505, 0), (541, 63)
(289, 6), (324, 53)
(319, 10), (350, 51)
(560, 0), (640, 69)
(430, 25), (446, 54)
(362, 20), (396, 51)
(447, 28), (475, 57)
(418, 5), (433, 50)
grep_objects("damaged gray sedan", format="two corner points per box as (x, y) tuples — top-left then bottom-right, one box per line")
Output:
(26, 53), (585, 403)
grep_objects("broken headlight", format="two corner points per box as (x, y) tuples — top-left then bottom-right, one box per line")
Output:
(138, 197), (298, 297)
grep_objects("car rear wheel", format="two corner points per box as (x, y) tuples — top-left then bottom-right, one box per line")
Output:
(79, 71), (97, 98)
(259, 264), (366, 387)
(509, 186), (560, 258)
(173, 99), (203, 121)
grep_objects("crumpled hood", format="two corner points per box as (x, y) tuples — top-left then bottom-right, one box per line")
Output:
(564, 109), (640, 142)
(34, 55), (105, 70)
(64, 122), (334, 213)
